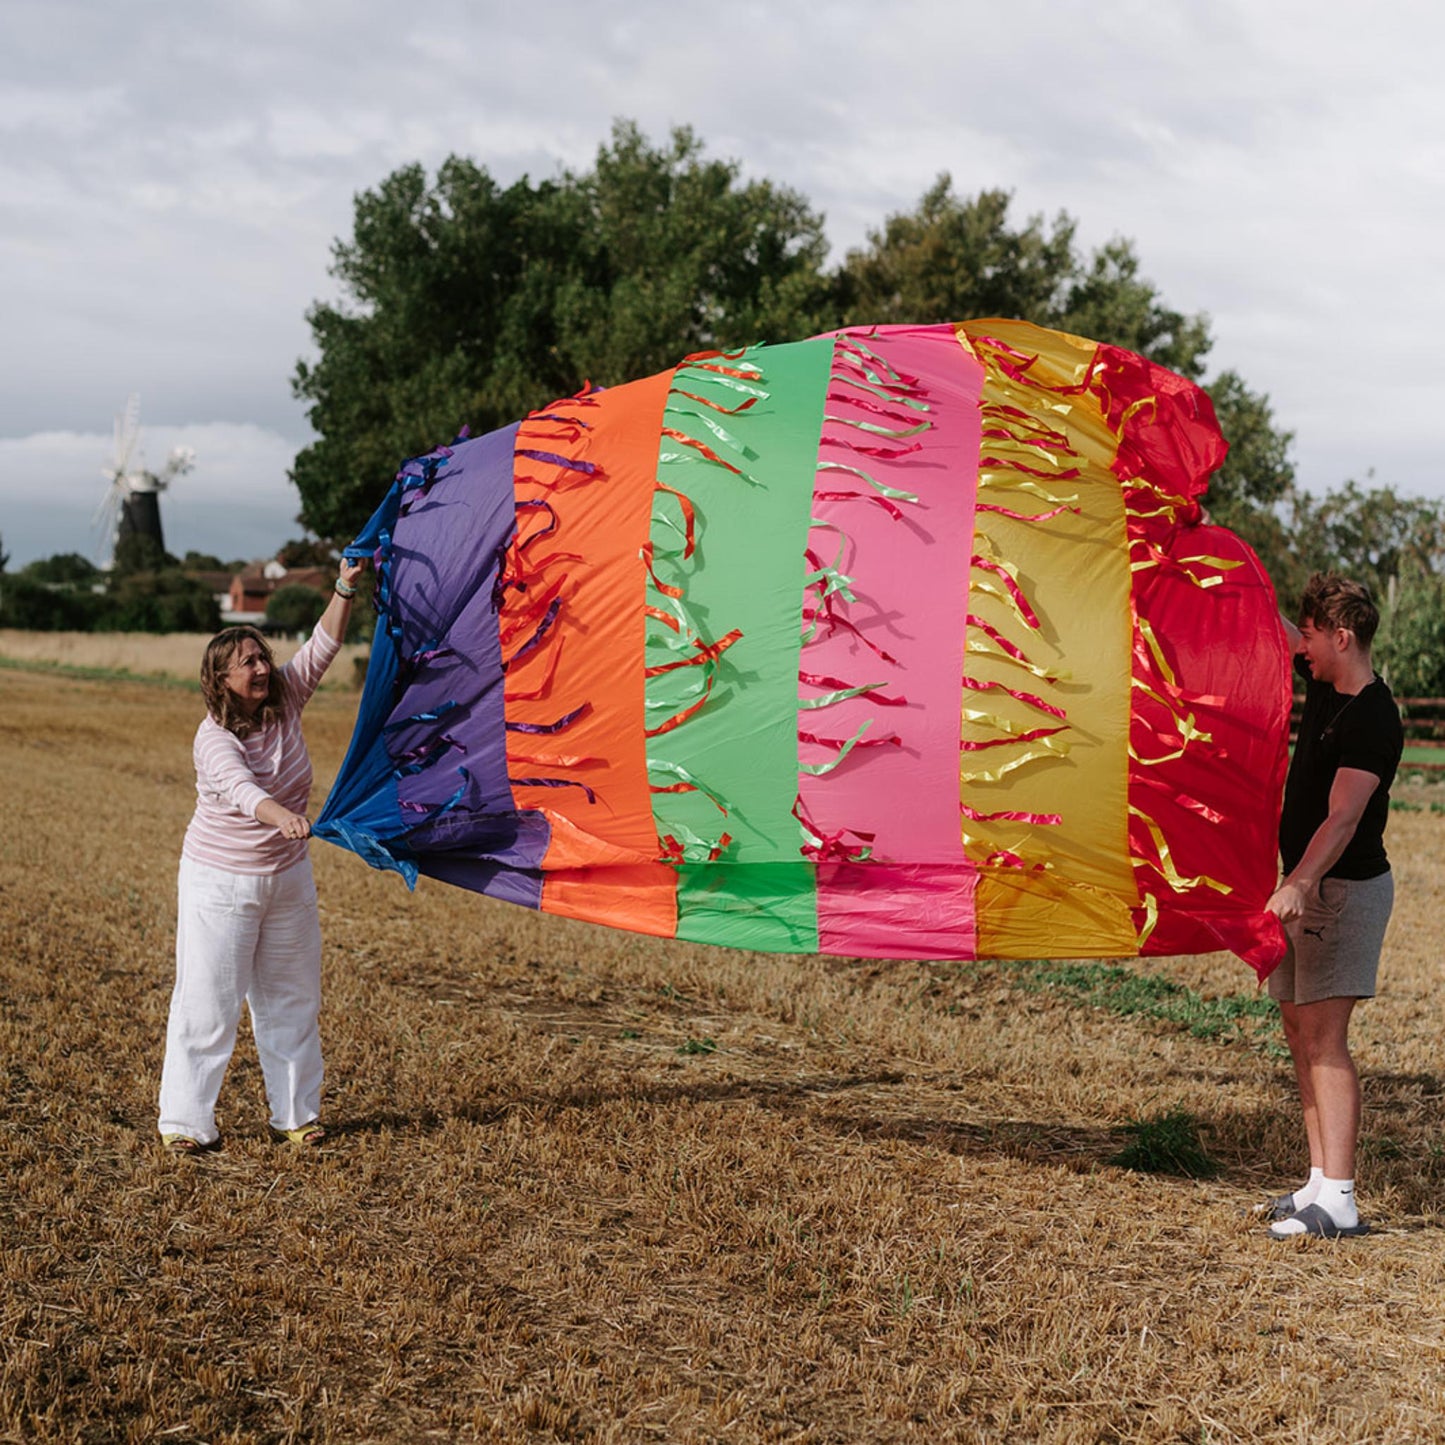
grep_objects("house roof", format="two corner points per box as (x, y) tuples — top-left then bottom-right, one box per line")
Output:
(232, 565), (331, 594)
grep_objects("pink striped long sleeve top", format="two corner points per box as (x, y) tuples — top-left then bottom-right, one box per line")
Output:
(181, 627), (342, 874)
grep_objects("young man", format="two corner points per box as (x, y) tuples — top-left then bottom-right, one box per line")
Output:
(1263, 574), (1402, 1239)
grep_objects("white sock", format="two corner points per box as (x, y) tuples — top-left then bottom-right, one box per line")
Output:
(1291, 1166), (1325, 1211)
(1259, 1166), (1322, 1214)
(1313, 1177), (1358, 1228)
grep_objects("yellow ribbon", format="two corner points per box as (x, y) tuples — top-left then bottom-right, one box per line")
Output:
(1128, 807), (1232, 895)
(1135, 892), (1160, 950)
(962, 706), (1069, 739)
(1128, 742), (1188, 766)
(1130, 679), (1213, 755)
(968, 575), (1037, 632)
(1116, 475), (1192, 511)
(1116, 395), (1159, 431)
(977, 471), (1082, 506)
(979, 436), (1082, 475)
(1136, 617), (1178, 687)
(1178, 552), (1245, 572)
(960, 735), (1070, 783)
(1130, 557), (1226, 588)
(965, 636), (1070, 684)
(960, 830), (1055, 866)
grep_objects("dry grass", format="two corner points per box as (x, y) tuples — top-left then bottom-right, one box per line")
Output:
(0, 630), (368, 690)
(3, 659), (1445, 1444)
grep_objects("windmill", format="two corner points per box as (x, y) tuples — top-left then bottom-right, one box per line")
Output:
(93, 395), (196, 565)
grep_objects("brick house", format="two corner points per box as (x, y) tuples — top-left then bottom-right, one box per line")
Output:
(223, 561), (331, 625)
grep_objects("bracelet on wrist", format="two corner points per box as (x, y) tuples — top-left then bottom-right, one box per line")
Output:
(334, 580), (356, 599)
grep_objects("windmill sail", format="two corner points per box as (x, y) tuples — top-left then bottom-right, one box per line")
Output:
(93, 396), (194, 564)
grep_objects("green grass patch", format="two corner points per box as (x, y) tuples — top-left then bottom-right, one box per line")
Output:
(1000, 959), (1285, 1055)
(1399, 744), (1445, 765)
(1388, 796), (1445, 813)
(1110, 1106), (1218, 1177)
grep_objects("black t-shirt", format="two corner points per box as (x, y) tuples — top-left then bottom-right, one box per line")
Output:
(1280, 654), (1403, 879)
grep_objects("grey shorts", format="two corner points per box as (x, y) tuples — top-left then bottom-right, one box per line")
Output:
(1269, 871), (1394, 1004)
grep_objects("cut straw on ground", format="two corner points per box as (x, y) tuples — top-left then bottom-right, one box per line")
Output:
(3, 657), (1443, 1443)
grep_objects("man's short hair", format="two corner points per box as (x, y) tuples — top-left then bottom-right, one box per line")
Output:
(1299, 572), (1379, 649)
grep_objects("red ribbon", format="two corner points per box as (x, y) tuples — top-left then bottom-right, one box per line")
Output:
(660, 426), (743, 475)
(670, 388), (758, 416)
(814, 489), (905, 522)
(644, 628), (742, 678)
(654, 481), (697, 559)
(640, 541), (685, 600)
(961, 674), (1067, 721)
(961, 802), (1062, 826)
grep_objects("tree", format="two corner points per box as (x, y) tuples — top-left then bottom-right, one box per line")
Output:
(1, 552), (103, 628)
(104, 569), (221, 633)
(276, 538), (336, 570)
(292, 121), (834, 543)
(1056, 238), (1213, 382)
(1264, 480), (1445, 691)
(1283, 480), (1445, 598)
(180, 550), (229, 571)
(291, 126), (1307, 629)
(1377, 572), (1445, 698)
(265, 584), (328, 636)
(20, 553), (101, 586)
(841, 176), (1307, 573)
(0, 575), (102, 630)
(112, 532), (171, 577)
(1196, 372), (1298, 592)
(839, 180), (1212, 378)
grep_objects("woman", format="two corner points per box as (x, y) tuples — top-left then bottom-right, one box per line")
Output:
(158, 559), (365, 1153)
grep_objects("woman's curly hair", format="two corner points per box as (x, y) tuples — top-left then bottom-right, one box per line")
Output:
(200, 626), (284, 737)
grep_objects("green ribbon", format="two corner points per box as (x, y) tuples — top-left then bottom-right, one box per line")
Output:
(800, 720), (876, 777)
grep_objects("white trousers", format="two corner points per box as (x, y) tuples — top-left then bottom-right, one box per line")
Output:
(158, 855), (324, 1143)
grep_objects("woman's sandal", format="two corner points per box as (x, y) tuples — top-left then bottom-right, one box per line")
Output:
(273, 1121), (326, 1148)
(161, 1133), (212, 1155)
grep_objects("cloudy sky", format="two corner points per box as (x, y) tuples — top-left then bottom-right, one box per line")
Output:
(3, 0), (1442, 567)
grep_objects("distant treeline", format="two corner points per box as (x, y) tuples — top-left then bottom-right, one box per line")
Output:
(0, 537), (371, 640)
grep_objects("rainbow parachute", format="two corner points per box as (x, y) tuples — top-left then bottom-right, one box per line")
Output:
(317, 321), (1291, 975)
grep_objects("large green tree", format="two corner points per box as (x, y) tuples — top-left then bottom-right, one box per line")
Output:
(292, 128), (1300, 599)
(292, 122), (834, 541)
(839, 180), (1212, 377)
(1243, 477), (1445, 694)
(838, 176), (1299, 576)
(1283, 479), (1445, 598)
(1377, 572), (1445, 698)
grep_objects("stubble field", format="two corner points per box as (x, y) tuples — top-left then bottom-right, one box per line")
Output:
(2, 652), (1444, 1443)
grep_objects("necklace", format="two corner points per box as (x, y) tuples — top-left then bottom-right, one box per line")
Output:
(1317, 678), (1373, 743)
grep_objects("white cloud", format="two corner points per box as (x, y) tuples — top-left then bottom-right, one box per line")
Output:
(0, 422), (304, 567)
(3, 0), (1444, 571)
